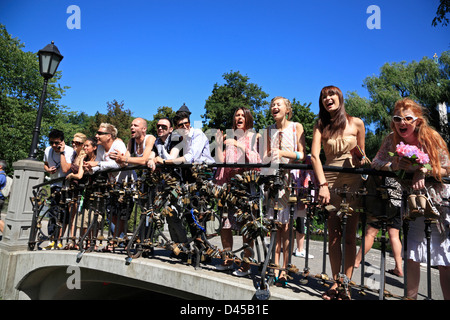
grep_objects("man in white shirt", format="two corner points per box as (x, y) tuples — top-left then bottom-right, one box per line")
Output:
(43, 129), (75, 187)
(42, 129), (74, 249)
(159, 112), (214, 182)
(84, 123), (130, 240)
(84, 123), (128, 182)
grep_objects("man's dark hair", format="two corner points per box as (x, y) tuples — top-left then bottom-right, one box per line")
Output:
(173, 112), (190, 126)
(158, 117), (173, 128)
(48, 129), (65, 141)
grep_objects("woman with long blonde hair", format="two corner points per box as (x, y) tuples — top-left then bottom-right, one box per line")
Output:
(264, 96), (306, 286)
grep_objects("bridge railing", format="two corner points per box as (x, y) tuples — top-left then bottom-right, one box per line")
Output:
(27, 162), (449, 299)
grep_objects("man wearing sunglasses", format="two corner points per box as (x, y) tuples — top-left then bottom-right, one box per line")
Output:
(147, 117), (179, 170)
(84, 123), (131, 240)
(42, 129), (74, 249)
(159, 112), (215, 172)
(84, 123), (129, 182)
(43, 129), (74, 187)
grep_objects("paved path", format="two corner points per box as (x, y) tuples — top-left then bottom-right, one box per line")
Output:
(199, 234), (443, 300)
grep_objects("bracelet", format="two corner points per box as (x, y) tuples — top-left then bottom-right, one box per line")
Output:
(295, 152), (300, 161)
(319, 182), (329, 188)
(124, 156), (129, 166)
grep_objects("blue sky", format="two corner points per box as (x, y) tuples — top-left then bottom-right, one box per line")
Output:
(0, 0), (448, 127)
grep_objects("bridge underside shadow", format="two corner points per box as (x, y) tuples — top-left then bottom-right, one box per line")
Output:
(11, 250), (318, 300)
(19, 265), (201, 300)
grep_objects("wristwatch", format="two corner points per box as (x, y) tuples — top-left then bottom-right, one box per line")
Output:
(60, 151), (65, 155)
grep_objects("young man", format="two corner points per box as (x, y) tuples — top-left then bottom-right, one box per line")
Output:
(147, 117), (178, 170)
(157, 112), (215, 169)
(43, 129), (75, 187)
(147, 117), (188, 244)
(110, 117), (156, 167)
(84, 123), (128, 181)
(84, 123), (130, 240)
(42, 129), (75, 249)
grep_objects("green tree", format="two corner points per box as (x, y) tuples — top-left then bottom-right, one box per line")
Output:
(85, 100), (134, 142)
(0, 24), (71, 170)
(432, 0), (450, 26)
(202, 71), (269, 131)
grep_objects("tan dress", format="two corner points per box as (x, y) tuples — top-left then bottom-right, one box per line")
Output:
(323, 135), (362, 210)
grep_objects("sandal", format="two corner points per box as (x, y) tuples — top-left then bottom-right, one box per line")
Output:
(387, 269), (403, 278)
(322, 288), (338, 300)
(275, 276), (288, 287)
(336, 289), (351, 300)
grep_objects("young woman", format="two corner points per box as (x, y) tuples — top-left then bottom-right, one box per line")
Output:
(310, 86), (368, 300)
(214, 107), (261, 276)
(68, 137), (98, 247)
(66, 133), (87, 181)
(263, 96), (306, 286)
(370, 98), (450, 300)
(64, 132), (87, 249)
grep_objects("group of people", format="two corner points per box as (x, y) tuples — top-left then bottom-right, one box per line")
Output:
(34, 85), (449, 300)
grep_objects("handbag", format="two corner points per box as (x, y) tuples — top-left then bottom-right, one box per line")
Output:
(406, 189), (440, 220)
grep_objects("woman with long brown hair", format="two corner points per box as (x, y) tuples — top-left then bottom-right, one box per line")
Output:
(311, 85), (368, 300)
(371, 98), (450, 299)
(214, 106), (261, 276)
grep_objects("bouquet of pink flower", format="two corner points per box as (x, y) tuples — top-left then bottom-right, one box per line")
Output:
(388, 142), (432, 179)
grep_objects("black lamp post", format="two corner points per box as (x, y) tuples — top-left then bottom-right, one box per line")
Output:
(28, 41), (64, 160)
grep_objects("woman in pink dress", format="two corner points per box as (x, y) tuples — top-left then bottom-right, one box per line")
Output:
(214, 107), (261, 276)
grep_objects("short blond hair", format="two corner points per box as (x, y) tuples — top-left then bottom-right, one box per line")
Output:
(99, 123), (118, 139)
(73, 132), (87, 142)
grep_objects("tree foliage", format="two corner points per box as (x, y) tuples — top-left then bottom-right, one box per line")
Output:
(84, 100), (135, 142)
(202, 71), (269, 131)
(432, 0), (450, 27)
(0, 24), (73, 171)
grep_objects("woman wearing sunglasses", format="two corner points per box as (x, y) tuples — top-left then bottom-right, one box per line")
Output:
(371, 98), (450, 300)
(64, 132), (87, 249)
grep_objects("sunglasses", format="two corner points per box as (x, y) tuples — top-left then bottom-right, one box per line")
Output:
(157, 124), (169, 130)
(392, 115), (418, 124)
(177, 121), (190, 129)
(72, 140), (83, 146)
(96, 131), (111, 135)
(49, 140), (61, 145)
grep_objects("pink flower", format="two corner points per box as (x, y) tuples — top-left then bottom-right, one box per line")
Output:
(394, 142), (430, 165)
(388, 142), (432, 179)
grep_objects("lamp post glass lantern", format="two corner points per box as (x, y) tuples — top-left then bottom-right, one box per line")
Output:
(27, 41), (63, 160)
(38, 41), (63, 79)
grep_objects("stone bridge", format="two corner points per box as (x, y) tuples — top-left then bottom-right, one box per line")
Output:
(0, 159), (444, 301)
(0, 159), (313, 300)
